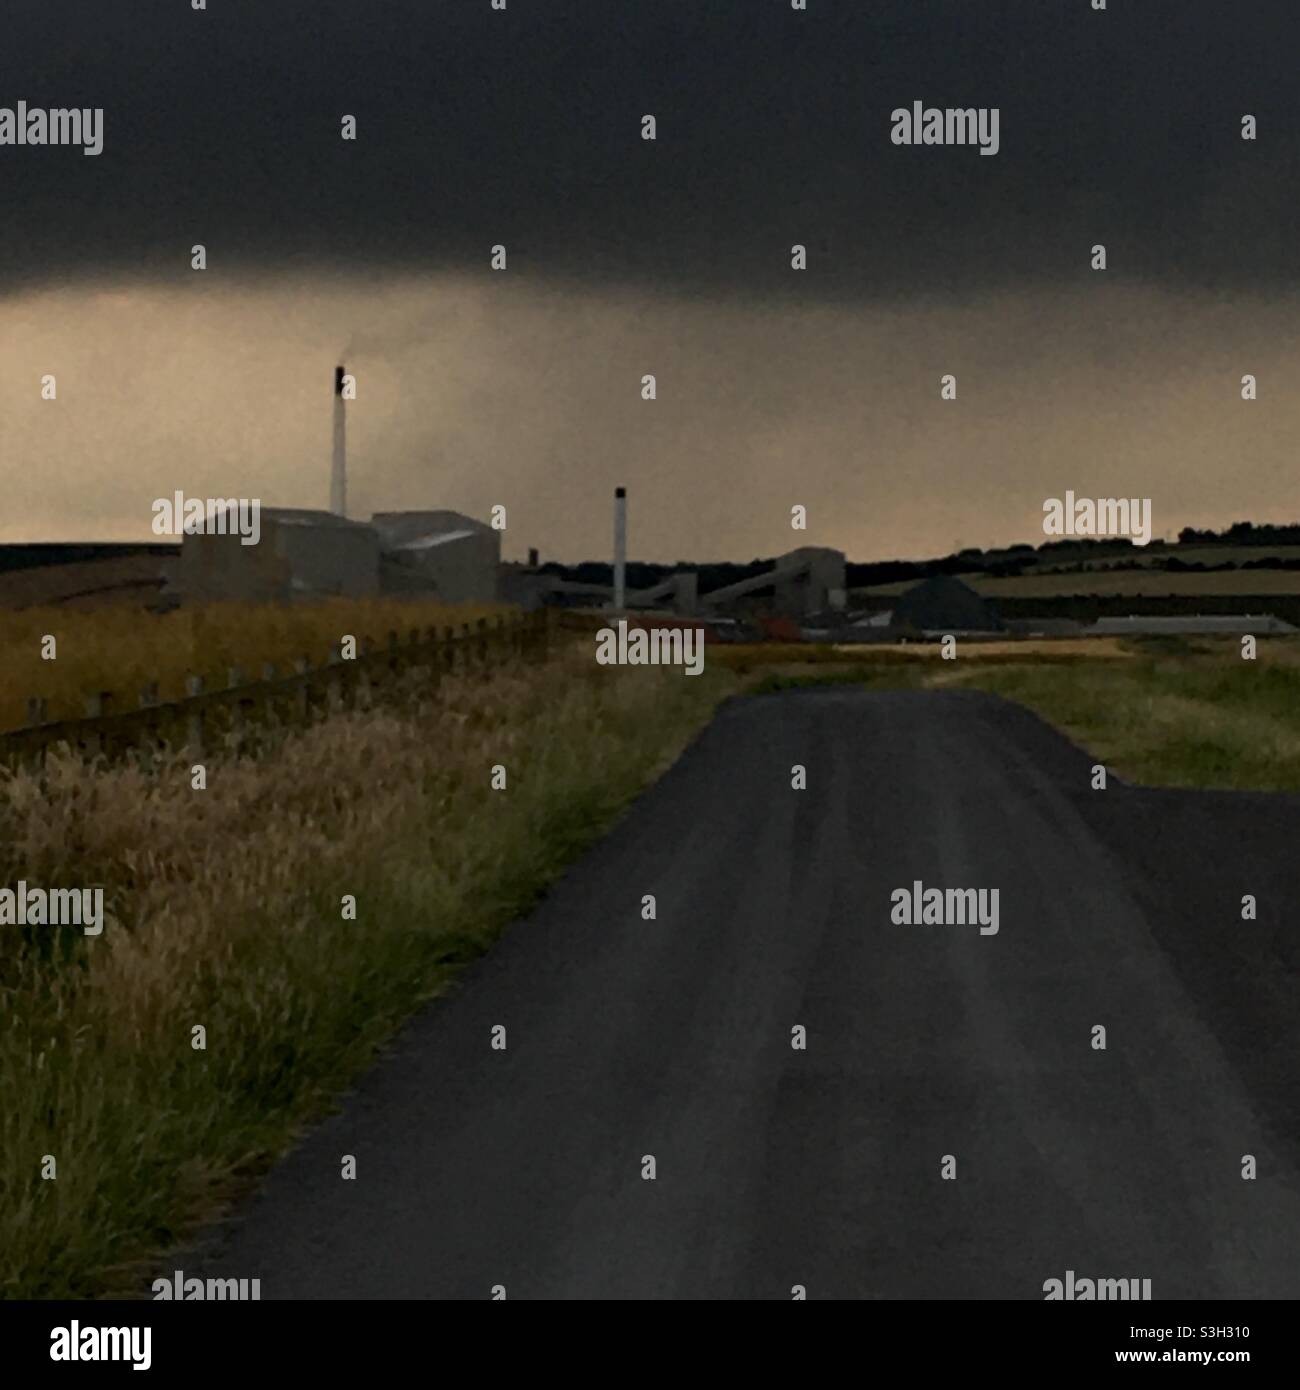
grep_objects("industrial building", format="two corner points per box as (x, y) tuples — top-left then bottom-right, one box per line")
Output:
(176, 365), (500, 606)
(889, 575), (1004, 634)
(179, 507), (380, 603)
(179, 507), (500, 605)
(821, 578), (1300, 645)
(824, 575), (1004, 641)
(699, 546), (846, 619)
(372, 510), (500, 604)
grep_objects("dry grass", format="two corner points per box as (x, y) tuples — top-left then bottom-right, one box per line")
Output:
(833, 637), (1134, 660)
(0, 597), (510, 732)
(0, 643), (737, 1297)
(712, 636), (1134, 674)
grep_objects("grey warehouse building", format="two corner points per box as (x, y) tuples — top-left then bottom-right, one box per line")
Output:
(372, 510), (500, 604)
(180, 507), (380, 603)
(179, 506), (498, 605)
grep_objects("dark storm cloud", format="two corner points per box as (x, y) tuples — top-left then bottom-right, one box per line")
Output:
(3, 0), (1298, 298)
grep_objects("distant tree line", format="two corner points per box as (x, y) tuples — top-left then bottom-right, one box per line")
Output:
(0, 542), (178, 576)
(540, 558), (775, 591)
(539, 521), (1300, 591)
(1176, 521), (1300, 546)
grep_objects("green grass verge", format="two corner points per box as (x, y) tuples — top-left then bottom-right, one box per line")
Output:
(736, 636), (1300, 791)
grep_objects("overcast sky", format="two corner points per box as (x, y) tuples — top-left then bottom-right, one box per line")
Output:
(3, 0), (1298, 560)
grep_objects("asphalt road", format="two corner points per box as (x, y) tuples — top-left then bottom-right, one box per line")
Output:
(193, 688), (1300, 1299)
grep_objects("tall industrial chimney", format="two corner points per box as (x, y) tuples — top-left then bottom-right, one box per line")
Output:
(331, 365), (347, 517)
(612, 486), (627, 610)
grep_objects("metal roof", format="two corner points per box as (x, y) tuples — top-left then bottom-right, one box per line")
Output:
(395, 529), (479, 551)
(261, 508), (372, 529)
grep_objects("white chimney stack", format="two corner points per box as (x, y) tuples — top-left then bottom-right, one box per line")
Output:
(331, 365), (347, 517)
(613, 486), (627, 609)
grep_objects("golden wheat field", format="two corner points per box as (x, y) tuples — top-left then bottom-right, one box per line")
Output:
(0, 598), (511, 732)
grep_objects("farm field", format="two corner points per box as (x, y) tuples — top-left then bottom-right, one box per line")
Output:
(1035, 544), (1300, 573)
(0, 597), (511, 733)
(0, 554), (179, 612)
(854, 568), (1300, 600)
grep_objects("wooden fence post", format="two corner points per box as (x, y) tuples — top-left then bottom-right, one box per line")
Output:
(81, 691), (111, 759)
(358, 638), (373, 709)
(259, 663), (276, 730)
(293, 658), (311, 723)
(137, 682), (159, 755)
(326, 645), (343, 714)
(81, 710), (100, 760)
(431, 628), (447, 692)
(227, 668), (245, 746)
(184, 677), (204, 757)
(12, 702), (46, 772)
